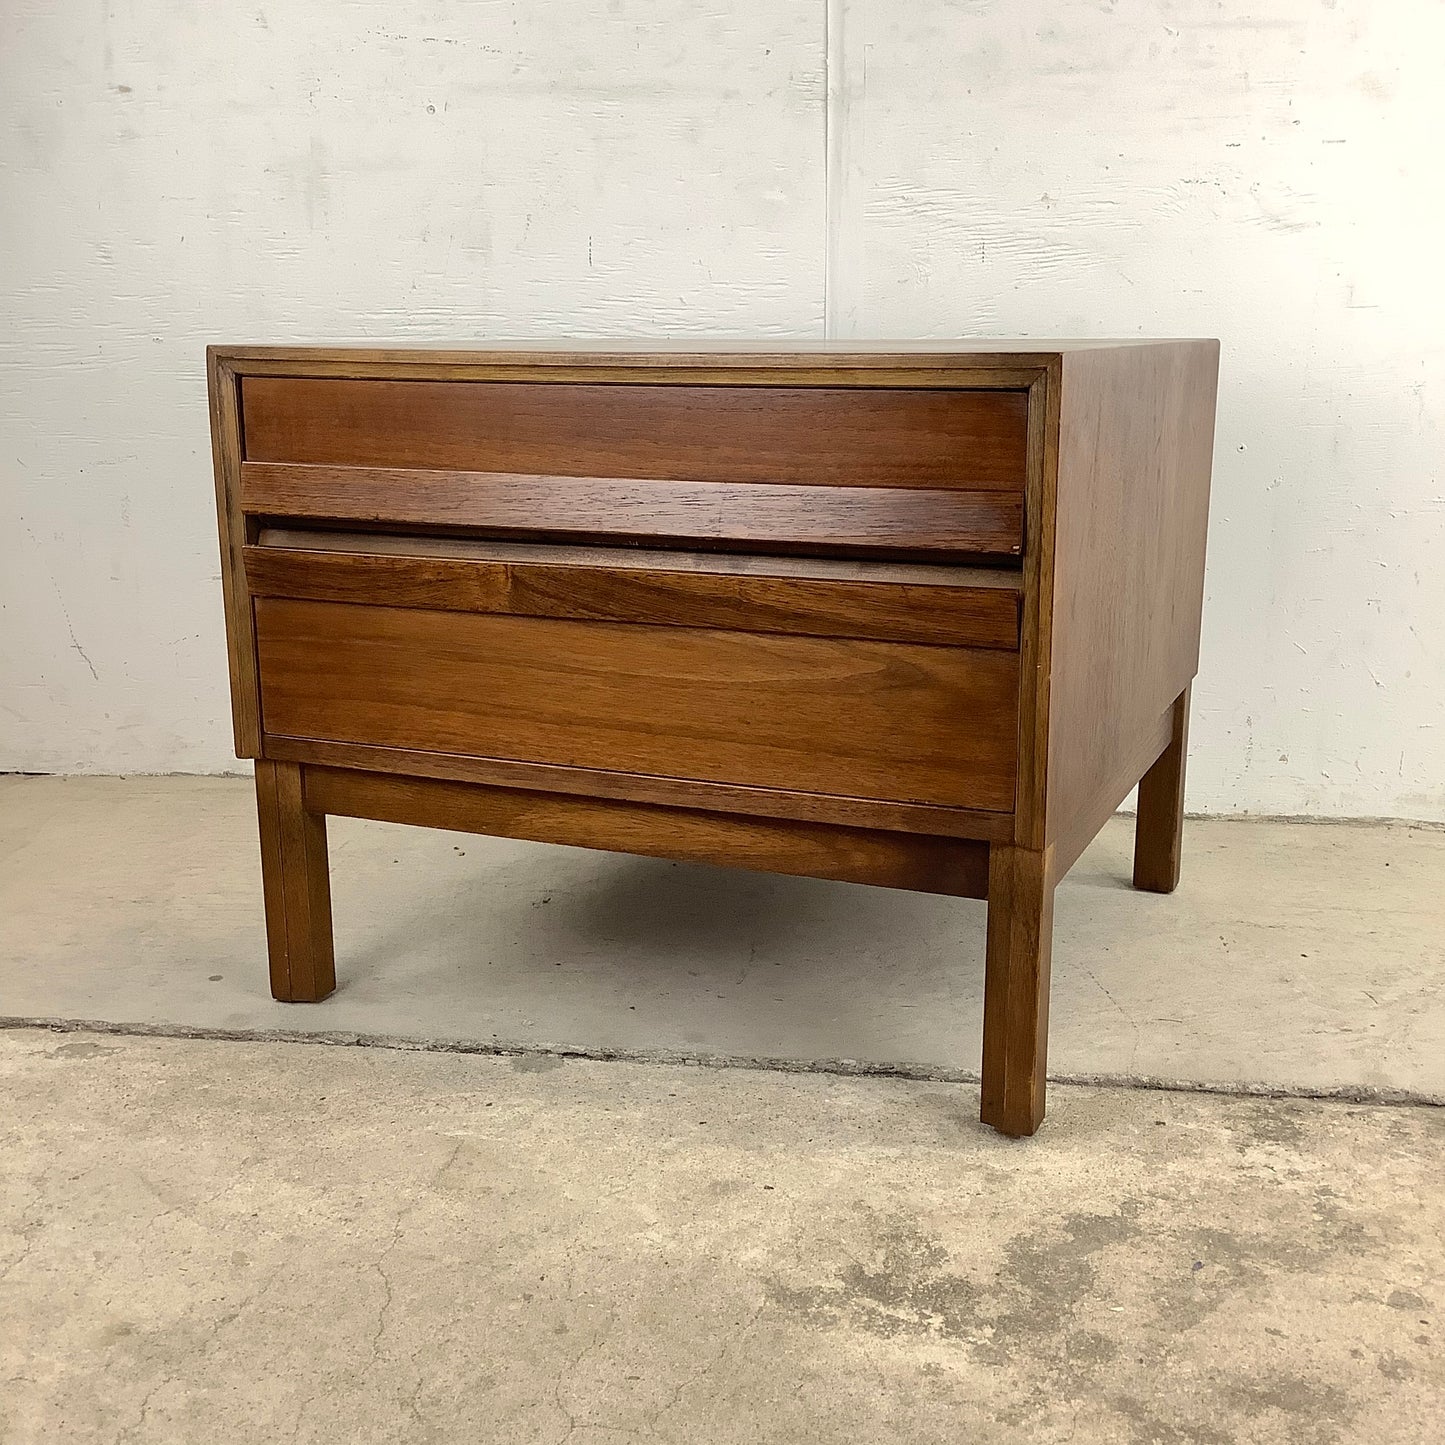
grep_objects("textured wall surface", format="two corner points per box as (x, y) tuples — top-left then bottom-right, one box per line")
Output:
(0, 1), (827, 774)
(828, 0), (1445, 820)
(2, 1), (1441, 818)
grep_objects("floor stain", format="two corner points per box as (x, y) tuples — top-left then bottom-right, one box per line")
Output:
(1233, 1100), (1311, 1150)
(766, 1215), (981, 1341)
(48, 1039), (118, 1059)
(510, 1053), (565, 1073)
(1386, 1287), (1428, 1312)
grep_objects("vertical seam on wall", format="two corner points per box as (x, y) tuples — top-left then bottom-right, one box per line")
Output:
(824, 0), (845, 340)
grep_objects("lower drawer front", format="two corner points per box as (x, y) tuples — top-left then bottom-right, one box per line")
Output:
(254, 599), (1019, 811)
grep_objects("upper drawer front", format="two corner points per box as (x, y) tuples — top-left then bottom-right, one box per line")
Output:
(239, 378), (1027, 560)
(242, 378), (1027, 489)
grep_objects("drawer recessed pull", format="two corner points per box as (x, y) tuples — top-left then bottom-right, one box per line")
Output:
(240, 463), (1024, 560)
(242, 535), (1021, 649)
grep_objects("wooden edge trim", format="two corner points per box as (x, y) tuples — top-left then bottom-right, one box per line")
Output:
(241, 543), (1022, 650)
(207, 354), (260, 757)
(1013, 363), (1062, 846)
(238, 464), (1025, 559)
(1047, 700), (1176, 886)
(213, 351), (1053, 388)
(264, 736), (1016, 843)
(300, 765), (989, 900)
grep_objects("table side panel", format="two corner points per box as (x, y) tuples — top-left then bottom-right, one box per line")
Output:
(1042, 341), (1219, 864)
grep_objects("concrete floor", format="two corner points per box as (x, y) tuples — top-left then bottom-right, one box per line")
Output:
(1, 776), (1442, 1097)
(2, 1030), (1441, 1444)
(2, 776), (1443, 1441)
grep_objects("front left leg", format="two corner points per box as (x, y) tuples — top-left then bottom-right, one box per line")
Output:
(254, 759), (336, 1002)
(980, 844), (1055, 1137)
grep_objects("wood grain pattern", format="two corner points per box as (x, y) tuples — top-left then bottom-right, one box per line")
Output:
(980, 844), (1054, 1137)
(303, 767), (990, 899)
(1134, 686), (1191, 893)
(239, 463), (1024, 560)
(254, 759), (334, 1002)
(1042, 341), (1218, 871)
(1049, 703), (1172, 887)
(1012, 364), (1060, 850)
(206, 352), (260, 756)
(255, 526), (1024, 586)
(206, 342), (1219, 1141)
(254, 599), (1021, 810)
(266, 736), (1018, 842)
(241, 378), (1029, 491)
(243, 537), (1021, 649)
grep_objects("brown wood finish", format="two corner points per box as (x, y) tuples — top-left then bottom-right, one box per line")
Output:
(254, 759), (334, 1001)
(239, 463), (1024, 560)
(241, 378), (1029, 490)
(208, 342), (1218, 1139)
(1011, 365), (1061, 853)
(243, 534), (1021, 649)
(1134, 686), (1192, 893)
(1049, 702), (1174, 886)
(255, 526), (1025, 585)
(265, 736), (1017, 842)
(1042, 342), (1218, 858)
(980, 844), (1054, 1137)
(207, 354), (260, 757)
(254, 599), (1021, 811)
(305, 768), (989, 900)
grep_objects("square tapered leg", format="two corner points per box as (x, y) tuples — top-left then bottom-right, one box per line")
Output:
(1134, 686), (1191, 894)
(980, 844), (1054, 1137)
(254, 759), (335, 1002)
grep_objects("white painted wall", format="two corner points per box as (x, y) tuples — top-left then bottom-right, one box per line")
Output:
(2, 1), (1441, 818)
(0, 1), (826, 775)
(830, 0), (1445, 821)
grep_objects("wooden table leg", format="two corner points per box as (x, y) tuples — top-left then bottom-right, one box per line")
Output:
(254, 759), (336, 1002)
(980, 844), (1054, 1137)
(1133, 685), (1191, 894)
